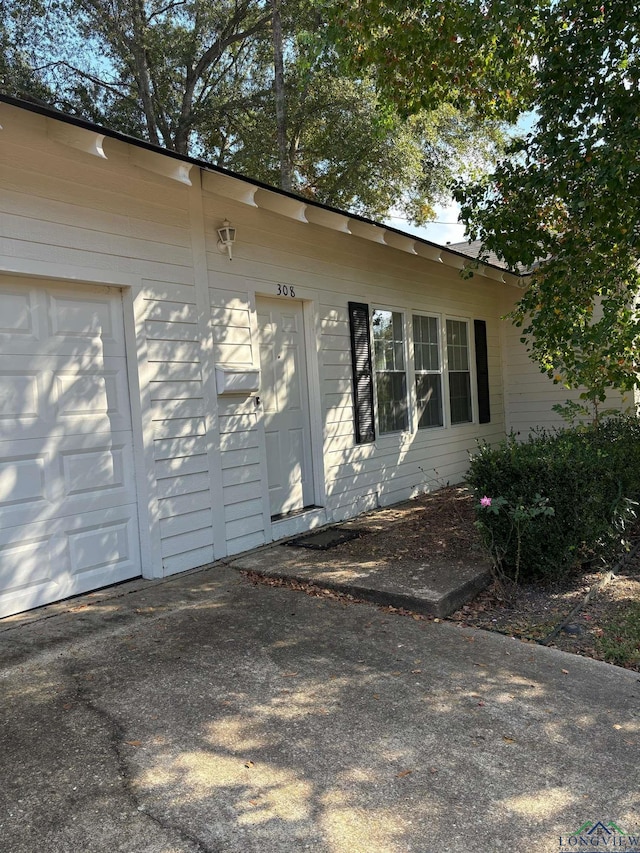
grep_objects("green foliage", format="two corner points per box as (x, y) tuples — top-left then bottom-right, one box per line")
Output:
(596, 602), (640, 668)
(476, 493), (555, 587)
(329, 0), (544, 121)
(0, 0), (54, 103)
(0, 0), (506, 223)
(458, 1), (640, 410)
(468, 417), (640, 583)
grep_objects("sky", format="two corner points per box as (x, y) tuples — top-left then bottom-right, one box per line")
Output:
(385, 200), (467, 248)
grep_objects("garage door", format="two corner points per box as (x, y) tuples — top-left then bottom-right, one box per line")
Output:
(0, 279), (141, 618)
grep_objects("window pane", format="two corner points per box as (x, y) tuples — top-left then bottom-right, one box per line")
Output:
(446, 319), (469, 372)
(373, 309), (393, 339)
(373, 309), (407, 434)
(394, 341), (405, 370)
(416, 374), (443, 428)
(413, 315), (440, 371)
(449, 372), (472, 424)
(376, 372), (408, 433)
(413, 315), (443, 429)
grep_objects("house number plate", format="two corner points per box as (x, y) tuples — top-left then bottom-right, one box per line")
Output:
(276, 284), (296, 297)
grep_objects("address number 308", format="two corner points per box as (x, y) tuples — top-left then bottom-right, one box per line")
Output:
(276, 284), (296, 297)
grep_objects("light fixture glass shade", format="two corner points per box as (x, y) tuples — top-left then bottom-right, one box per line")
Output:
(217, 219), (236, 260)
(217, 220), (236, 245)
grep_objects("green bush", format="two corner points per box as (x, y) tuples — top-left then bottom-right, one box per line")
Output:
(467, 416), (640, 583)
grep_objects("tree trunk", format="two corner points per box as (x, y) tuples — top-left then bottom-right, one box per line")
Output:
(130, 0), (161, 147)
(271, 0), (292, 192)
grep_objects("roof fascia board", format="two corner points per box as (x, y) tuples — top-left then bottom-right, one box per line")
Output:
(0, 93), (524, 281)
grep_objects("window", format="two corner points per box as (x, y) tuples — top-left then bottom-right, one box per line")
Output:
(413, 314), (443, 429)
(349, 304), (489, 443)
(372, 309), (408, 433)
(446, 319), (473, 424)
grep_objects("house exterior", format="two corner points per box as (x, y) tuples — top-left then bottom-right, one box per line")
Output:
(0, 95), (608, 618)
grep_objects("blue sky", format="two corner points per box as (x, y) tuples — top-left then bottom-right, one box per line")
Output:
(385, 202), (467, 247)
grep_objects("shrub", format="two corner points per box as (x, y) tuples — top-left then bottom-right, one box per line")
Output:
(467, 416), (640, 584)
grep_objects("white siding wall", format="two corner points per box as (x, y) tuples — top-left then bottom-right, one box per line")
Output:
(500, 289), (629, 435)
(144, 281), (216, 572)
(0, 104), (218, 574)
(202, 196), (508, 537)
(2, 100), (541, 579)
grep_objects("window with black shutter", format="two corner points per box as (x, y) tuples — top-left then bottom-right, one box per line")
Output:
(474, 319), (491, 424)
(348, 302), (375, 443)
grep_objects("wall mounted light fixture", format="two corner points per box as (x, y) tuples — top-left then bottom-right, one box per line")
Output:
(217, 219), (236, 261)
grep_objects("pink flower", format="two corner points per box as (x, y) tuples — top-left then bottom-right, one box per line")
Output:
(480, 496), (492, 508)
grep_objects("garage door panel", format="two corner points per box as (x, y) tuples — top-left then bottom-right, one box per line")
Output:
(0, 506), (139, 618)
(66, 515), (136, 578)
(0, 435), (137, 529)
(0, 369), (42, 430)
(46, 290), (120, 342)
(1, 284), (125, 357)
(0, 534), (53, 585)
(0, 452), (47, 510)
(53, 368), (131, 431)
(0, 287), (39, 339)
(0, 356), (133, 440)
(0, 279), (141, 617)
(60, 444), (128, 498)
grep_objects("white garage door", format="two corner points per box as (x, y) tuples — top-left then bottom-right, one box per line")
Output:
(0, 279), (141, 618)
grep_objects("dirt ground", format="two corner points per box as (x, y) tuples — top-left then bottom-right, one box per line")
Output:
(340, 486), (640, 672)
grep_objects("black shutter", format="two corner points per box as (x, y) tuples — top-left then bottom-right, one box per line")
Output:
(348, 302), (375, 443)
(474, 319), (490, 424)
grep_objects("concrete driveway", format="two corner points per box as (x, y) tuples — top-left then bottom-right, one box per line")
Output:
(1, 563), (639, 853)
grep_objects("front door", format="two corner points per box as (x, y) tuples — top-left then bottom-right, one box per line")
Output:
(256, 296), (314, 518)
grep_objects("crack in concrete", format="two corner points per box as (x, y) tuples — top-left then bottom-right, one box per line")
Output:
(68, 674), (216, 853)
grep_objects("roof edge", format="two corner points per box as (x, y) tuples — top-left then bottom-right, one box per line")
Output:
(0, 92), (523, 280)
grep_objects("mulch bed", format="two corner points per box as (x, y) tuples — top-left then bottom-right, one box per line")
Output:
(248, 486), (640, 671)
(342, 486), (640, 672)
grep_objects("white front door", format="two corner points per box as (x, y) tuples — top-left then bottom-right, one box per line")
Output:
(0, 279), (141, 618)
(256, 297), (315, 518)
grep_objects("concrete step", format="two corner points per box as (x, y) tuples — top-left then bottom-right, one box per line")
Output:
(226, 513), (491, 619)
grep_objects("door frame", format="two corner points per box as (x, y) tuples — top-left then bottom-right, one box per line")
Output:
(249, 284), (325, 542)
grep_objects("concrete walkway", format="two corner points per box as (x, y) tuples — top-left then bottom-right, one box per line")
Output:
(227, 504), (491, 618)
(1, 557), (639, 853)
